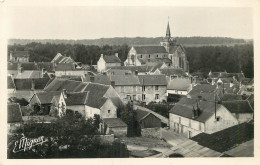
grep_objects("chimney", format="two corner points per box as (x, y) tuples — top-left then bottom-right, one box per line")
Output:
(115, 53), (118, 58)
(209, 70), (212, 76)
(100, 54), (104, 59)
(196, 101), (201, 116)
(111, 81), (115, 88)
(31, 79), (35, 90)
(63, 89), (67, 99)
(135, 70), (138, 76)
(90, 76), (95, 82)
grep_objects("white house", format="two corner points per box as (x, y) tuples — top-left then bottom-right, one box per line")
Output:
(169, 98), (239, 138)
(167, 78), (192, 96)
(97, 53), (121, 73)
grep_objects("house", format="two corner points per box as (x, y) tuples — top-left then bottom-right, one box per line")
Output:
(99, 118), (127, 137)
(29, 91), (64, 116)
(9, 51), (29, 62)
(105, 68), (133, 76)
(8, 62), (55, 78)
(65, 90), (117, 119)
(124, 21), (189, 72)
(187, 84), (217, 101)
(191, 122), (253, 156)
(138, 75), (167, 104)
(97, 53), (121, 73)
(9, 78), (53, 101)
(82, 74), (111, 85)
(54, 63), (90, 77)
(110, 75), (141, 103)
(169, 98), (239, 138)
(136, 109), (161, 128)
(151, 68), (188, 82)
(8, 103), (23, 133)
(16, 69), (50, 79)
(221, 100), (253, 123)
(167, 78), (192, 96)
(109, 65), (154, 75)
(51, 53), (75, 64)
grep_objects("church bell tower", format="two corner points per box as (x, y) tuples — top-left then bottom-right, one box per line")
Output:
(160, 19), (176, 53)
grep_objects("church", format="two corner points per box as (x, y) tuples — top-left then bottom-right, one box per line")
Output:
(124, 21), (189, 72)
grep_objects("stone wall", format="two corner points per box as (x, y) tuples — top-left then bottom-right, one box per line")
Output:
(141, 127), (161, 139)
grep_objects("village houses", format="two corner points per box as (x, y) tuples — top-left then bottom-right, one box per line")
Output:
(97, 53), (121, 73)
(9, 51), (30, 63)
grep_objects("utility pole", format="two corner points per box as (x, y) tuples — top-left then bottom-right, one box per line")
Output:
(214, 92), (217, 119)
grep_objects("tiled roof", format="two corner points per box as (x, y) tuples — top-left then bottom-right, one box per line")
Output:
(110, 66), (153, 73)
(188, 84), (216, 96)
(191, 122), (254, 152)
(110, 97), (124, 108)
(103, 118), (127, 128)
(103, 55), (121, 63)
(82, 75), (111, 85)
(7, 76), (15, 89)
(138, 58), (172, 65)
(221, 94), (243, 101)
(222, 100), (253, 113)
(8, 103), (23, 123)
(133, 46), (167, 54)
(83, 83), (111, 108)
(240, 78), (253, 85)
(8, 62), (18, 70)
(14, 78), (51, 90)
(44, 79), (82, 92)
(55, 63), (76, 71)
(20, 63), (38, 70)
(106, 69), (132, 75)
(65, 92), (89, 106)
(169, 98), (222, 123)
(138, 75), (167, 86)
(111, 75), (140, 86)
(136, 109), (150, 122)
(16, 70), (43, 79)
(167, 78), (191, 91)
(58, 75), (82, 81)
(35, 91), (61, 104)
(160, 68), (187, 77)
(11, 51), (29, 57)
(36, 62), (55, 72)
(51, 53), (75, 64)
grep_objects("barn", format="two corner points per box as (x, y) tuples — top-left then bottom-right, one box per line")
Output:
(136, 109), (161, 128)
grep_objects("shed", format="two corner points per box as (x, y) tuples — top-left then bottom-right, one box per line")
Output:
(100, 118), (127, 137)
(136, 109), (161, 129)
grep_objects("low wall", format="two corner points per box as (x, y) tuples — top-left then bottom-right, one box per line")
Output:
(141, 127), (161, 139)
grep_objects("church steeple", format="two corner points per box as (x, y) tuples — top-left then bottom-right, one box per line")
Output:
(166, 21), (171, 38)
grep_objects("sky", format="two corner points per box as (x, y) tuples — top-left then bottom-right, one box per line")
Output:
(4, 6), (253, 39)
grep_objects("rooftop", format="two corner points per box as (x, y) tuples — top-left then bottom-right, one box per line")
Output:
(103, 55), (121, 63)
(191, 122), (254, 153)
(167, 78), (191, 91)
(222, 100), (253, 113)
(138, 74), (167, 86)
(133, 46), (167, 54)
(8, 103), (23, 123)
(103, 118), (127, 128)
(169, 98), (222, 123)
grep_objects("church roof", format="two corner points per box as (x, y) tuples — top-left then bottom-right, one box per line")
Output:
(166, 21), (171, 37)
(133, 46), (167, 54)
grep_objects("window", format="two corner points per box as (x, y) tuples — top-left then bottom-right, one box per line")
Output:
(155, 94), (159, 100)
(189, 120), (191, 127)
(170, 75), (177, 80)
(127, 95), (131, 100)
(142, 94), (146, 101)
(179, 117), (181, 124)
(157, 54), (159, 58)
(142, 86), (145, 91)
(148, 54), (151, 58)
(216, 116), (220, 121)
(140, 55), (142, 58)
(108, 110), (111, 113)
(199, 122), (201, 130)
(155, 85), (159, 90)
(133, 95), (136, 101)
